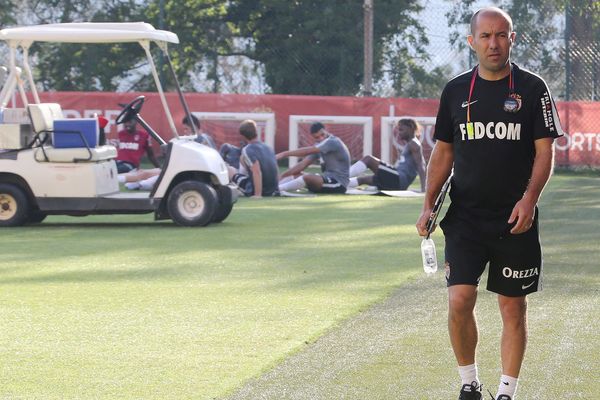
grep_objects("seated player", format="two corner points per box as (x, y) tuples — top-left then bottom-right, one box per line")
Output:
(118, 116), (215, 191)
(348, 118), (426, 192)
(276, 122), (350, 194)
(114, 119), (160, 173)
(182, 114), (217, 150)
(229, 119), (278, 198)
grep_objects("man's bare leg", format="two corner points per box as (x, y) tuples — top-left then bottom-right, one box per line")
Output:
(448, 284), (479, 367)
(494, 295), (527, 399)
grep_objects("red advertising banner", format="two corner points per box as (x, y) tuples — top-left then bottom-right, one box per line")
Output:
(30, 92), (600, 167)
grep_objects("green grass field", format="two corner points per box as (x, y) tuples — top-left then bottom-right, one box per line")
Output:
(0, 173), (598, 399)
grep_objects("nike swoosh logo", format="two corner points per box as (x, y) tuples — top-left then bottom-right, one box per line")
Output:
(461, 100), (478, 108)
(522, 281), (535, 290)
(502, 381), (509, 385)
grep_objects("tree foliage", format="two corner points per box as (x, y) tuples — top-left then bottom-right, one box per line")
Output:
(39, 2), (148, 91)
(4, 0), (596, 99)
(0, 0), (17, 27)
(145, 0), (234, 92)
(227, 0), (427, 96)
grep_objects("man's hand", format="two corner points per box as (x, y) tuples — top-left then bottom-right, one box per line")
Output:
(508, 196), (536, 234)
(416, 208), (435, 237)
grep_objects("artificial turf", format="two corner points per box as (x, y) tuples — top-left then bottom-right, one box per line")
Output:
(0, 173), (598, 399)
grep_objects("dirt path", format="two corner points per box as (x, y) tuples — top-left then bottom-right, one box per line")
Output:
(224, 274), (454, 400)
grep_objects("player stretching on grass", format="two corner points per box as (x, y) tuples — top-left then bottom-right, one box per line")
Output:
(277, 122), (351, 194)
(416, 7), (563, 400)
(347, 118), (426, 192)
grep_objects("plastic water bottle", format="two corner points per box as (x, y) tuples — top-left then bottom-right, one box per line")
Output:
(421, 237), (438, 275)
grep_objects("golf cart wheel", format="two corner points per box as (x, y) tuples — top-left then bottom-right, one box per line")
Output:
(211, 185), (234, 223)
(28, 210), (48, 224)
(167, 181), (217, 227)
(0, 183), (30, 227)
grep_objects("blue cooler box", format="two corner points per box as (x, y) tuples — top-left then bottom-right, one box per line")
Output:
(53, 118), (99, 148)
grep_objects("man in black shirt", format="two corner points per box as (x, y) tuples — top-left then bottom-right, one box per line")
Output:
(416, 7), (563, 400)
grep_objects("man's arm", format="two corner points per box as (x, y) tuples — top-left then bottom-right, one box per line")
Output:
(415, 140), (454, 236)
(508, 137), (554, 234)
(250, 160), (263, 198)
(280, 156), (314, 180)
(146, 147), (160, 168)
(276, 146), (320, 160)
(409, 141), (427, 192)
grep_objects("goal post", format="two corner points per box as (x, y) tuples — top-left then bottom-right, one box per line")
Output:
(288, 115), (373, 167)
(191, 111), (276, 149)
(380, 116), (436, 164)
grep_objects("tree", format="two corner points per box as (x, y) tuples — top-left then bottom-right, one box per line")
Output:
(227, 0), (428, 96)
(144, 0), (235, 92)
(0, 0), (17, 27)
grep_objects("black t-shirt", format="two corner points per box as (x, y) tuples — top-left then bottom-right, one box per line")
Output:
(435, 63), (564, 217)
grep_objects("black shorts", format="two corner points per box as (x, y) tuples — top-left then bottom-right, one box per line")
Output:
(442, 209), (543, 297)
(116, 160), (136, 174)
(372, 162), (409, 190)
(232, 173), (253, 196)
(310, 175), (346, 194)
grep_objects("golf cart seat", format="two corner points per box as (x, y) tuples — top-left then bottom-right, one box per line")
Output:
(33, 144), (117, 163)
(28, 103), (117, 163)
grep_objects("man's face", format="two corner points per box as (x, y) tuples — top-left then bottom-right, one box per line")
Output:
(182, 123), (193, 135)
(310, 129), (327, 143)
(467, 11), (515, 75)
(396, 123), (411, 140)
(124, 120), (137, 133)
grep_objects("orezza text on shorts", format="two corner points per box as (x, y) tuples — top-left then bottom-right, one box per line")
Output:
(459, 122), (521, 141)
(502, 266), (539, 279)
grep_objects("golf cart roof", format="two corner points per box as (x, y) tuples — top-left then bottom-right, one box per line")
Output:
(0, 22), (182, 137)
(0, 22), (179, 45)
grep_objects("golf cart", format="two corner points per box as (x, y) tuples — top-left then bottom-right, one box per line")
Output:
(0, 22), (237, 227)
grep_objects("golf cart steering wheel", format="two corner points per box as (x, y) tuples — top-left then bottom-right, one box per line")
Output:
(116, 95), (146, 125)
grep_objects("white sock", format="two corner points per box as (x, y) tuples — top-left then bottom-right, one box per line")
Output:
(117, 175), (126, 183)
(458, 363), (479, 387)
(139, 175), (158, 191)
(349, 160), (367, 177)
(348, 177), (359, 188)
(125, 182), (141, 190)
(496, 374), (518, 399)
(279, 176), (306, 191)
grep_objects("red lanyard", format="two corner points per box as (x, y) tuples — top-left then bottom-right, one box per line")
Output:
(466, 66), (479, 130)
(466, 64), (514, 138)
